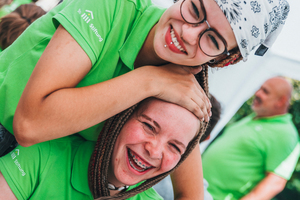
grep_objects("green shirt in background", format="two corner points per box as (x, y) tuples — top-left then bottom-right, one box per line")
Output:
(202, 113), (300, 200)
(0, 0), (165, 141)
(0, 135), (163, 200)
(0, 0), (32, 17)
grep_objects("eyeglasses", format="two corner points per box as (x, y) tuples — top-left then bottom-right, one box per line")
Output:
(180, 0), (229, 57)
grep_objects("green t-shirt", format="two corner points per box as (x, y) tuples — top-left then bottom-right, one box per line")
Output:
(0, 135), (163, 200)
(202, 113), (300, 200)
(0, 0), (165, 141)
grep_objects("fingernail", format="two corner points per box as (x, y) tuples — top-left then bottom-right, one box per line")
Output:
(201, 118), (204, 122)
(206, 116), (210, 122)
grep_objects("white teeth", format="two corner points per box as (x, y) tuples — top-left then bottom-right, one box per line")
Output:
(170, 28), (186, 53)
(129, 150), (151, 172)
(129, 160), (146, 172)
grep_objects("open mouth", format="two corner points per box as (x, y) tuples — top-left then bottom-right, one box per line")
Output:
(253, 96), (261, 105)
(128, 149), (153, 172)
(170, 27), (187, 54)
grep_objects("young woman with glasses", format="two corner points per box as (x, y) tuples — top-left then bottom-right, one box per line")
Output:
(0, 0), (289, 199)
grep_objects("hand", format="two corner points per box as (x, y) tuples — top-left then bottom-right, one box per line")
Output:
(145, 64), (211, 121)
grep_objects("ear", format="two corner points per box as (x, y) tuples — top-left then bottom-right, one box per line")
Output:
(275, 96), (288, 108)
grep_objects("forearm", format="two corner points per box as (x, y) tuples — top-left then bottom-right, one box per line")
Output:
(240, 173), (287, 200)
(13, 68), (154, 146)
(0, 171), (17, 200)
(171, 146), (204, 200)
(240, 187), (283, 200)
(13, 24), (211, 146)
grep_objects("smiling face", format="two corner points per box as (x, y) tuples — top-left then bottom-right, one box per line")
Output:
(252, 80), (279, 118)
(152, 0), (237, 66)
(109, 98), (200, 187)
(252, 77), (291, 118)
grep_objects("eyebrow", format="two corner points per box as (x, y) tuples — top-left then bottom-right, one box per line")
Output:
(261, 86), (269, 94)
(173, 140), (187, 151)
(140, 114), (187, 150)
(140, 114), (160, 130)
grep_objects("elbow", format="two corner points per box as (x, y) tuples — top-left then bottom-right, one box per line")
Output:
(275, 182), (286, 194)
(13, 119), (38, 147)
(271, 180), (287, 197)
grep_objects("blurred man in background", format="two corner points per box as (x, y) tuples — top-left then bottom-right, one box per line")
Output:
(202, 77), (300, 200)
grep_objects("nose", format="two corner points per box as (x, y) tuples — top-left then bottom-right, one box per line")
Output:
(145, 139), (163, 160)
(255, 89), (261, 97)
(181, 22), (208, 46)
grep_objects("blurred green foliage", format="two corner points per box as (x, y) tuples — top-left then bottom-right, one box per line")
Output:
(227, 78), (300, 200)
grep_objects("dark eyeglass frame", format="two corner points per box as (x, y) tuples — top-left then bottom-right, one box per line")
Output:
(180, 0), (229, 57)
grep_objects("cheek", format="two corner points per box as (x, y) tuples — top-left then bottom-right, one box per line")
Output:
(153, 30), (168, 59)
(161, 154), (181, 172)
(121, 123), (144, 142)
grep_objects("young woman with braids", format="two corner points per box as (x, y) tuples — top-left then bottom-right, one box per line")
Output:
(0, 0), (289, 199)
(0, 97), (203, 200)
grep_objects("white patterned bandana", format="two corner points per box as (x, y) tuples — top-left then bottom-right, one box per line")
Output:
(213, 0), (290, 61)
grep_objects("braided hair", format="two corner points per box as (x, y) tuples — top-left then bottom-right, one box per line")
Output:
(205, 48), (243, 68)
(88, 66), (209, 200)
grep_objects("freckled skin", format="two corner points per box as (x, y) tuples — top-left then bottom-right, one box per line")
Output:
(108, 98), (200, 188)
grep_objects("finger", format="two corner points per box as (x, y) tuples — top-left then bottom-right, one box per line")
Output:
(189, 77), (211, 120)
(180, 80), (209, 121)
(192, 95), (210, 122)
(181, 96), (206, 121)
(191, 75), (212, 118)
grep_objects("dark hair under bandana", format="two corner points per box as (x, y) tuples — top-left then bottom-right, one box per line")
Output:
(88, 67), (209, 200)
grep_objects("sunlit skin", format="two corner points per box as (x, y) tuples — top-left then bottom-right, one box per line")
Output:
(252, 77), (292, 118)
(139, 0), (237, 67)
(108, 99), (200, 190)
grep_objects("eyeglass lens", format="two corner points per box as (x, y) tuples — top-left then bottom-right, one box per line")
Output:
(181, 0), (227, 57)
(181, 0), (204, 23)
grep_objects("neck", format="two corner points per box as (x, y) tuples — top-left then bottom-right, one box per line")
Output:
(254, 111), (287, 119)
(134, 24), (168, 68)
(109, 189), (120, 196)
(107, 166), (127, 195)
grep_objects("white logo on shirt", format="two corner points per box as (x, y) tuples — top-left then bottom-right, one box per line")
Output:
(10, 149), (19, 159)
(77, 9), (103, 42)
(10, 149), (26, 176)
(86, 10), (94, 19)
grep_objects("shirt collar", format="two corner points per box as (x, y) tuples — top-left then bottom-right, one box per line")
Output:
(71, 141), (95, 197)
(252, 113), (292, 122)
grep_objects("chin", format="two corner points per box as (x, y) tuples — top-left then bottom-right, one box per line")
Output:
(116, 175), (141, 186)
(113, 167), (142, 187)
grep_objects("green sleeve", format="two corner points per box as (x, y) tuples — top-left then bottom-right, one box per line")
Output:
(0, 143), (51, 199)
(52, 0), (118, 65)
(264, 124), (299, 178)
